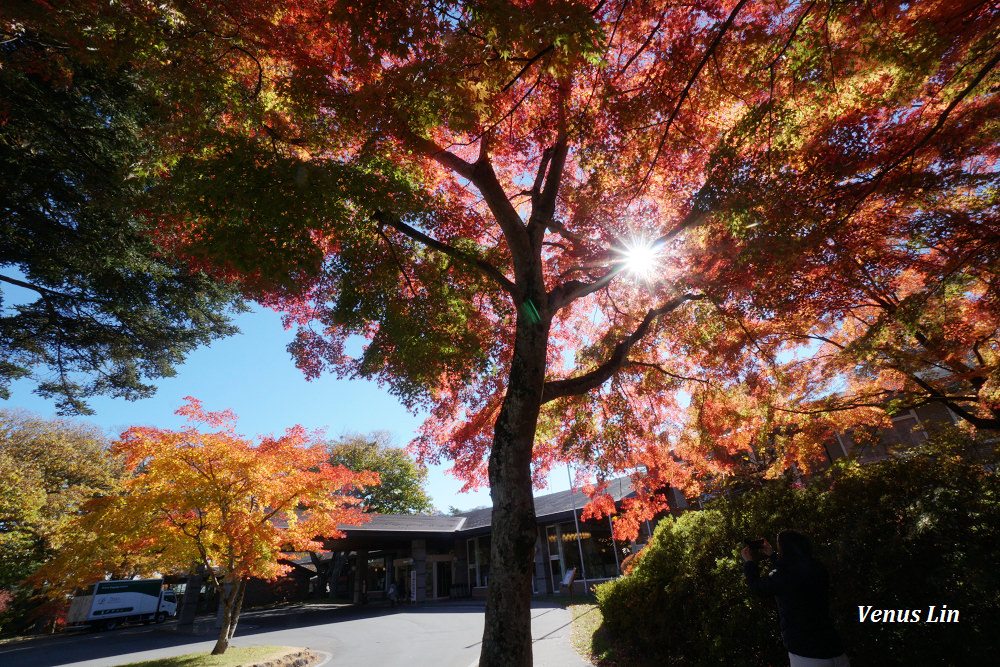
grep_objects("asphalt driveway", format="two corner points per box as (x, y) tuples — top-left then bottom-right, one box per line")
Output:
(0, 600), (590, 667)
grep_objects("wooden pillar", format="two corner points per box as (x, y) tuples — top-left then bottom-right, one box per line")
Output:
(412, 539), (427, 603)
(353, 550), (368, 604)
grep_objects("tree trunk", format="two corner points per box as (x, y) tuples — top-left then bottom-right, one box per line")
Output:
(227, 578), (247, 640)
(211, 577), (245, 655)
(479, 310), (550, 667)
(212, 600), (231, 655)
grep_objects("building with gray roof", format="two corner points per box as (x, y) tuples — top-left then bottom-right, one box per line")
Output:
(286, 477), (685, 604)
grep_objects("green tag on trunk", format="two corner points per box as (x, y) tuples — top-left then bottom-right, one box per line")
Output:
(521, 299), (541, 324)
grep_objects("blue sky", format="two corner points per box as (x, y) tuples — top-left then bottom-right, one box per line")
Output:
(5, 305), (575, 512)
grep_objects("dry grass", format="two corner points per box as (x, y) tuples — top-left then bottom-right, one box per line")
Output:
(567, 600), (646, 667)
(115, 645), (301, 667)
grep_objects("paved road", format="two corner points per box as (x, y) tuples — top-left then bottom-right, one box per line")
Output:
(0, 600), (590, 667)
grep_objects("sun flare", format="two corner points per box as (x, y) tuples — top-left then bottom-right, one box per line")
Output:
(622, 240), (659, 279)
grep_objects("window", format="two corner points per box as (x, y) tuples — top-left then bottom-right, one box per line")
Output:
(546, 525), (562, 586)
(839, 410), (927, 460)
(466, 535), (491, 587)
(880, 414), (925, 449)
(546, 520), (621, 581)
(639, 517), (655, 543)
(366, 556), (386, 593)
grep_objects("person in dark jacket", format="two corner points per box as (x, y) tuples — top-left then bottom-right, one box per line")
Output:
(742, 529), (849, 667)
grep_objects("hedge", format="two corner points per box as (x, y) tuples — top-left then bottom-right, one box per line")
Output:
(595, 431), (1000, 666)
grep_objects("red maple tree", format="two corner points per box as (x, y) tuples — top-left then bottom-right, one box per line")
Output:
(12, 2), (999, 664)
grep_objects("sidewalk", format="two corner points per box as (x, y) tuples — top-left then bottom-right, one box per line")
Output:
(527, 601), (591, 667)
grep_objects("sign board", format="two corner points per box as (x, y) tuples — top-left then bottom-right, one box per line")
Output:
(561, 567), (576, 587)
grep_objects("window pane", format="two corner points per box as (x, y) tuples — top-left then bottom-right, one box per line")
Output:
(583, 522), (620, 579)
(560, 522), (582, 576)
(546, 525), (563, 586)
(881, 416), (923, 449)
(559, 520), (621, 580)
(477, 536), (491, 587)
(366, 557), (386, 593)
(546, 525), (560, 558)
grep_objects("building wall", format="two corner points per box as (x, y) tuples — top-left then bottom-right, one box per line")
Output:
(830, 402), (959, 463)
(243, 572), (310, 607)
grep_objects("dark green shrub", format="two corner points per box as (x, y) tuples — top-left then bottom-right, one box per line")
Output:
(595, 432), (1000, 666)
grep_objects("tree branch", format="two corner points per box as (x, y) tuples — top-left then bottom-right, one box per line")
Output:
(834, 45), (1000, 227)
(637, 0), (751, 193)
(375, 211), (516, 296)
(0, 273), (74, 300)
(403, 129), (528, 287)
(527, 89), (570, 244)
(546, 217), (590, 248)
(629, 360), (710, 385)
(530, 147), (554, 202)
(907, 373), (999, 429)
(620, 14), (664, 75)
(541, 293), (705, 402)
(501, 44), (554, 92)
(548, 269), (618, 311)
(406, 134), (477, 180)
(468, 157), (533, 284)
(374, 224), (419, 297)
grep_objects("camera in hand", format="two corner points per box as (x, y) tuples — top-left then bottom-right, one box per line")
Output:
(744, 538), (765, 549)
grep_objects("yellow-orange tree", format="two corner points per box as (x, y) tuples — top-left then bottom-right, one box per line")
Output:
(34, 398), (374, 655)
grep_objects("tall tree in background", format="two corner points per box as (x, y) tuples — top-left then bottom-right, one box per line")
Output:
(0, 5), (245, 414)
(0, 410), (120, 609)
(0, 410), (122, 635)
(13, 2), (998, 663)
(33, 398), (375, 655)
(328, 432), (433, 515)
